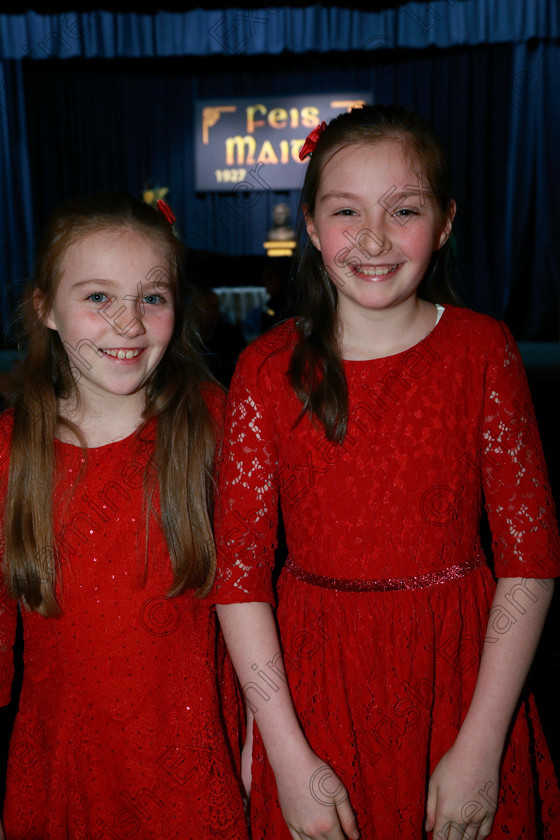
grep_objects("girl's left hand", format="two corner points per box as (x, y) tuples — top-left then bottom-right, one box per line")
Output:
(425, 743), (499, 839)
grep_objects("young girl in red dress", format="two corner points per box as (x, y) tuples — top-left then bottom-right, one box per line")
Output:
(211, 106), (560, 839)
(0, 192), (248, 840)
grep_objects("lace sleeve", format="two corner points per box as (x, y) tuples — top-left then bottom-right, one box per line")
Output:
(210, 348), (280, 605)
(481, 322), (560, 578)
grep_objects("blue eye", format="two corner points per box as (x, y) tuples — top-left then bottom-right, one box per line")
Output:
(143, 294), (165, 305)
(88, 292), (108, 303)
(394, 208), (418, 218)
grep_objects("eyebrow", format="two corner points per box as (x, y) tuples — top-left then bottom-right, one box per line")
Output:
(70, 278), (119, 289)
(319, 192), (360, 203)
(70, 278), (167, 292)
(320, 188), (433, 204)
(383, 188), (434, 200)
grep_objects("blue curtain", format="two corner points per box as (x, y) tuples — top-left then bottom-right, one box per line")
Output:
(0, 1), (558, 342)
(0, 3), (557, 59)
(0, 60), (33, 336)
(502, 42), (560, 339)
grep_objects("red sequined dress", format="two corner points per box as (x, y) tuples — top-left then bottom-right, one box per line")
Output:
(0, 393), (249, 840)
(211, 306), (560, 839)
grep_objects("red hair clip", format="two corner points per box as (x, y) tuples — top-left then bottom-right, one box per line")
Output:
(157, 199), (176, 225)
(298, 121), (327, 161)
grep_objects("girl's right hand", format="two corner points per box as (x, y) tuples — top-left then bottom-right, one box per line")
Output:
(275, 749), (359, 840)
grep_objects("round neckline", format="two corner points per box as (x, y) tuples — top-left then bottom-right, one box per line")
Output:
(342, 304), (448, 365)
(55, 417), (156, 452)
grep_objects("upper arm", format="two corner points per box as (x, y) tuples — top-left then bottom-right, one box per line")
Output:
(210, 351), (281, 605)
(481, 323), (560, 578)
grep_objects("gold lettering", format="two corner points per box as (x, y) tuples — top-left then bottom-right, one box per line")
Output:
(246, 104), (267, 134)
(225, 136), (257, 166)
(330, 99), (366, 113)
(269, 108), (288, 129)
(301, 106), (320, 127)
(279, 139), (289, 164)
(201, 105), (236, 144)
(259, 140), (279, 165)
(292, 139), (305, 162)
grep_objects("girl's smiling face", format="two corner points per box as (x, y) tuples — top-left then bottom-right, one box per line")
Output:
(42, 227), (175, 408)
(305, 141), (455, 322)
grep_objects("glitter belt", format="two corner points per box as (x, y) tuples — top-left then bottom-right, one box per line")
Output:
(284, 554), (486, 592)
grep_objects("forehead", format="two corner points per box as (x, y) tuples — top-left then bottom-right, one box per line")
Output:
(60, 228), (171, 280)
(318, 140), (424, 194)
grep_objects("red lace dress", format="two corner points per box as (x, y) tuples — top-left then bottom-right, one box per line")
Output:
(212, 306), (560, 839)
(0, 397), (249, 840)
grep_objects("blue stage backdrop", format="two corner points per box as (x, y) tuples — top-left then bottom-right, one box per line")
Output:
(0, 1), (558, 343)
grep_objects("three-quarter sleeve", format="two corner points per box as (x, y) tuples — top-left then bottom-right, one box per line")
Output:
(481, 321), (560, 578)
(210, 347), (281, 605)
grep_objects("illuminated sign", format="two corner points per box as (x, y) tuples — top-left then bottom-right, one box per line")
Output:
(194, 93), (372, 192)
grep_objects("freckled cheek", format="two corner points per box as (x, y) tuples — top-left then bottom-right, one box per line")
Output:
(397, 226), (436, 257)
(149, 312), (175, 343)
(328, 220), (355, 238)
(55, 309), (103, 338)
(319, 226), (351, 260)
(83, 309), (108, 326)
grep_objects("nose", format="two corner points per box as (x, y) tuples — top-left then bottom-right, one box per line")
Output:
(122, 309), (147, 338)
(121, 295), (148, 338)
(346, 205), (392, 263)
(99, 294), (147, 338)
(345, 226), (390, 263)
(355, 228), (388, 259)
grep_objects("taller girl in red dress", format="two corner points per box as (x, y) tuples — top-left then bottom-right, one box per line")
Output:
(0, 192), (248, 839)
(211, 106), (560, 839)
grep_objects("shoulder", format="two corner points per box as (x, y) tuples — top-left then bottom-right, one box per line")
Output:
(221, 320), (299, 414)
(442, 304), (504, 334)
(0, 407), (14, 433)
(440, 305), (516, 357)
(200, 381), (227, 428)
(0, 408), (14, 473)
(437, 307), (528, 399)
(235, 319), (298, 377)
(228, 320), (299, 404)
(200, 380), (227, 414)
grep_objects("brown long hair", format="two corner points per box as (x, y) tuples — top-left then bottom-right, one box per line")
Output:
(289, 104), (460, 442)
(3, 190), (221, 616)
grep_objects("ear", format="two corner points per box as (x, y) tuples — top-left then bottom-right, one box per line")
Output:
(33, 288), (56, 330)
(436, 200), (456, 250)
(303, 204), (321, 252)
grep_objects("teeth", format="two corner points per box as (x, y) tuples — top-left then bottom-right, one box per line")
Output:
(359, 265), (399, 276)
(102, 349), (141, 359)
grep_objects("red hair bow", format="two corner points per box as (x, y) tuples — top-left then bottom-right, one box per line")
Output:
(157, 199), (176, 225)
(298, 121), (327, 161)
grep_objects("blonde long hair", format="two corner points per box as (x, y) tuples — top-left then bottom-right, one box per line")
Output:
(3, 190), (221, 616)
